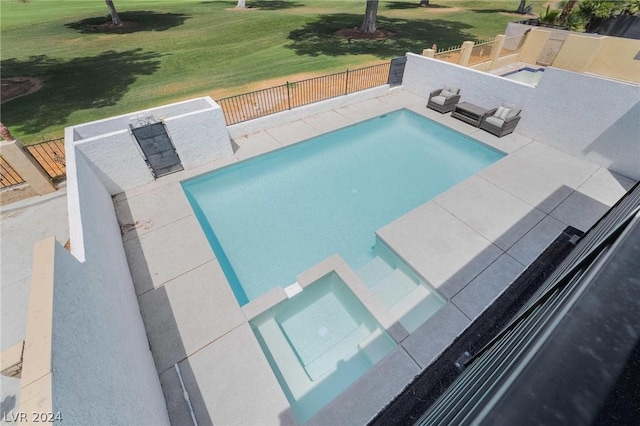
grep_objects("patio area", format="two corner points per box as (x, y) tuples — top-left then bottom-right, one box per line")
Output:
(113, 88), (635, 425)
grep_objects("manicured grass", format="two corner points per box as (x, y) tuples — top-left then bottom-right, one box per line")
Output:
(1, 0), (547, 142)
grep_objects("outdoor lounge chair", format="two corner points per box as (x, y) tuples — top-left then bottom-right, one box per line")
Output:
(479, 104), (522, 137)
(427, 86), (461, 113)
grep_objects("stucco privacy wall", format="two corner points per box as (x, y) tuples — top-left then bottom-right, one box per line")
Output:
(70, 96), (233, 194)
(586, 36), (640, 83)
(403, 53), (640, 180)
(45, 145), (170, 424)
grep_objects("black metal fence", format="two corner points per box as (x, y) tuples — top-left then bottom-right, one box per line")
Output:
(26, 137), (66, 181)
(0, 156), (25, 189)
(218, 61), (396, 125)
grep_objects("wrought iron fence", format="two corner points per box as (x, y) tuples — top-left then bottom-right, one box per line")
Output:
(218, 61), (393, 125)
(26, 137), (66, 181)
(469, 39), (495, 65)
(0, 156), (25, 189)
(434, 44), (463, 64)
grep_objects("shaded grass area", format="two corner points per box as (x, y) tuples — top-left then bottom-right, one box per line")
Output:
(2, 50), (163, 136)
(0, 0), (547, 142)
(288, 14), (476, 57)
(65, 11), (191, 34)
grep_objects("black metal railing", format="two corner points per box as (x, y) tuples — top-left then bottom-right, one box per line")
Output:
(0, 156), (25, 189)
(26, 137), (66, 181)
(218, 61), (394, 125)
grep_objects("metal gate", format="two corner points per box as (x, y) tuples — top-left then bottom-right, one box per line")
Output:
(130, 120), (183, 178)
(537, 37), (565, 66)
(387, 56), (407, 86)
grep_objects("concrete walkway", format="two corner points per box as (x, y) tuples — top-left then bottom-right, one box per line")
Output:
(0, 190), (69, 420)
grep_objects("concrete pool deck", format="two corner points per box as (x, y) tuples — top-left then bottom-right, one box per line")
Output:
(113, 88), (636, 425)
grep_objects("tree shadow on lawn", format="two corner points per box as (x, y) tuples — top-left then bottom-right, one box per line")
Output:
(65, 11), (190, 34)
(203, 0), (302, 10)
(287, 14), (475, 58)
(384, 2), (451, 10)
(469, 8), (515, 14)
(1, 49), (163, 135)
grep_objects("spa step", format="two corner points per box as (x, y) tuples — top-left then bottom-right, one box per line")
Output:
(390, 285), (444, 333)
(356, 256), (394, 287)
(370, 268), (419, 306)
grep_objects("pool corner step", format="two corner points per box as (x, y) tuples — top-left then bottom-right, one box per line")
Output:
(356, 256), (395, 287)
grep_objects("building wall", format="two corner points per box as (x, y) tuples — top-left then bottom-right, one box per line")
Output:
(76, 130), (154, 195)
(587, 36), (640, 83)
(69, 96), (233, 195)
(50, 147), (169, 424)
(403, 54), (640, 180)
(506, 23), (640, 83)
(553, 34), (602, 72)
(164, 105), (233, 169)
(517, 29), (551, 64)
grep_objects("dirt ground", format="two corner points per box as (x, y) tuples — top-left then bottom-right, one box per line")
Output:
(1, 77), (43, 104)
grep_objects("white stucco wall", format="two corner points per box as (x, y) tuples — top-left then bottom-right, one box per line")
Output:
(51, 147), (169, 424)
(403, 53), (640, 179)
(75, 130), (154, 195)
(164, 104), (233, 169)
(68, 96), (233, 195)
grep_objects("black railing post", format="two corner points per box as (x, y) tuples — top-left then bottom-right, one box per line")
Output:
(286, 81), (291, 110)
(344, 69), (349, 95)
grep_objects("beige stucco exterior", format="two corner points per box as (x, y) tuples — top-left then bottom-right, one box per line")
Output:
(517, 29), (552, 64)
(587, 36), (640, 83)
(553, 34), (602, 72)
(432, 27), (640, 84)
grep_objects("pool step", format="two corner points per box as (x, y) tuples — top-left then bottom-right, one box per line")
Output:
(356, 256), (394, 287)
(370, 269), (418, 306)
(356, 256), (445, 333)
(390, 285), (444, 333)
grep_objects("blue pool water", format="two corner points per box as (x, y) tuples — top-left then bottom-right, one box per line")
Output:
(183, 109), (504, 305)
(501, 67), (545, 85)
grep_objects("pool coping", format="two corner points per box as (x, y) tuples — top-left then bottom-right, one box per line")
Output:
(114, 87), (635, 425)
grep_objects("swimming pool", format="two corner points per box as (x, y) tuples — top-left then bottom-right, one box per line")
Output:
(183, 109), (504, 306)
(501, 67), (545, 86)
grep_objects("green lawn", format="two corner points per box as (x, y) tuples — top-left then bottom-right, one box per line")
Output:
(1, 0), (547, 142)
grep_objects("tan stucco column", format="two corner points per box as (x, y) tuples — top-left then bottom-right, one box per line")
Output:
(422, 48), (435, 58)
(0, 139), (56, 194)
(458, 41), (475, 66)
(490, 34), (507, 69)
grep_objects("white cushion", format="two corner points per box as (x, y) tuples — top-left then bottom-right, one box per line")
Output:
(431, 95), (447, 106)
(485, 116), (505, 127)
(440, 89), (454, 98)
(443, 86), (460, 94)
(494, 106), (511, 120)
(506, 108), (520, 119)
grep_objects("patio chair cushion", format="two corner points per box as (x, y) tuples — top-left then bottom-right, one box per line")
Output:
(440, 90), (454, 98)
(501, 103), (521, 118)
(506, 108), (521, 119)
(443, 86), (460, 95)
(430, 95), (447, 106)
(494, 106), (511, 120)
(485, 116), (505, 128)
